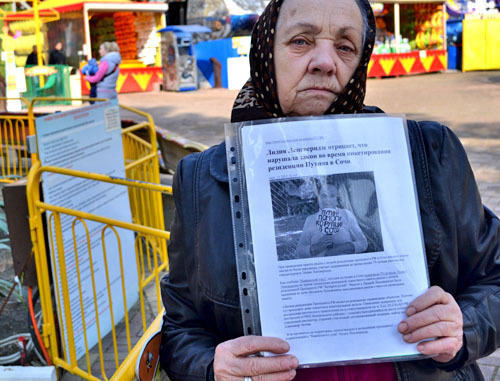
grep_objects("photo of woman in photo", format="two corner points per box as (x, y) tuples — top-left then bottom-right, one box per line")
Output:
(295, 183), (368, 258)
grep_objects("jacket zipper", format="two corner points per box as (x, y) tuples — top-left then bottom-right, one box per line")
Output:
(394, 362), (402, 381)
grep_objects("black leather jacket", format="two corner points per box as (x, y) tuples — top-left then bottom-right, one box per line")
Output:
(160, 120), (500, 381)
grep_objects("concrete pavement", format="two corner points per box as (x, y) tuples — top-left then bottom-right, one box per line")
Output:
(117, 70), (500, 380)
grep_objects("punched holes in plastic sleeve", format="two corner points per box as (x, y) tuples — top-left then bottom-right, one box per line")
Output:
(243, 283), (252, 335)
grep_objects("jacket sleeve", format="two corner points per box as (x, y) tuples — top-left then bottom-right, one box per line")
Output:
(86, 60), (109, 83)
(427, 124), (500, 370)
(159, 157), (219, 381)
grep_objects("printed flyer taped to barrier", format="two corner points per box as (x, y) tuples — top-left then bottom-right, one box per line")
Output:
(36, 99), (138, 360)
(236, 115), (429, 366)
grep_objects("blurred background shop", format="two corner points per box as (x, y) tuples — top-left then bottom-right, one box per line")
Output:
(0, 0), (498, 107)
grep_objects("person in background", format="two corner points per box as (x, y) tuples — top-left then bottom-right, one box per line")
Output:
(81, 58), (99, 101)
(85, 42), (121, 100)
(26, 45), (43, 66)
(48, 42), (66, 65)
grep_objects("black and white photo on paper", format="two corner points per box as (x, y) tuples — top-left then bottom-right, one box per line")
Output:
(270, 172), (384, 261)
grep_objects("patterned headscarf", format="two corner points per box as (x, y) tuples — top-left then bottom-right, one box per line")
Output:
(231, 0), (376, 123)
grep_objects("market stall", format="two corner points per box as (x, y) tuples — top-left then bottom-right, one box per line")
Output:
(462, 13), (500, 71)
(35, 0), (168, 94)
(368, 0), (447, 77)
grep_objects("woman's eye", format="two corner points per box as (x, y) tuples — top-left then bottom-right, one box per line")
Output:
(338, 45), (354, 53)
(291, 38), (308, 46)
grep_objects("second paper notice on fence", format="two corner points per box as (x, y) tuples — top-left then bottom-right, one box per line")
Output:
(240, 115), (429, 366)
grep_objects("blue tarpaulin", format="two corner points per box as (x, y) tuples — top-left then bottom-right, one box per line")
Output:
(158, 25), (212, 34)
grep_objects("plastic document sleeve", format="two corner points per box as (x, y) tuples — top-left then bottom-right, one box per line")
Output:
(225, 114), (430, 368)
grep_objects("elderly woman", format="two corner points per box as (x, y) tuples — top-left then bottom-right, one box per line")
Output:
(159, 0), (500, 380)
(85, 41), (121, 100)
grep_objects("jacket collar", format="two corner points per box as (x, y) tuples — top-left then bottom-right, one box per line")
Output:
(209, 141), (229, 183)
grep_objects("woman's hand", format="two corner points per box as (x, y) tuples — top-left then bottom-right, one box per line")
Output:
(214, 336), (298, 381)
(398, 286), (463, 362)
(310, 235), (333, 256)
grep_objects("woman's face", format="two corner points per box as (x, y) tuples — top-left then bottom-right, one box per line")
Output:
(318, 184), (338, 209)
(274, 0), (364, 116)
(99, 45), (108, 58)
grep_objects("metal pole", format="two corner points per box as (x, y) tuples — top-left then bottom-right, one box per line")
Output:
(442, 2), (447, 52)
(33, 0), (45, 86)
(394, 3), (401, 53)
(83, 4), (92, 60)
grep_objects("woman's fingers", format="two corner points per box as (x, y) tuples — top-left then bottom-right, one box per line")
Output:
(398, 303), (462, 337)
(401, 320), (462, 343)
(257, 369), (297, 381)
(233, 353), (298, 376)
(214, 336), (298, 381)
(415, 336), (463, 363)
(404, 286), (450, 316)
(229, 336), (290, 357)
(398, 286), (463, 362)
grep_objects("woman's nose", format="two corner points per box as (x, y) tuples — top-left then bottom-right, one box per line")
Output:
(308, 42), (337, 75)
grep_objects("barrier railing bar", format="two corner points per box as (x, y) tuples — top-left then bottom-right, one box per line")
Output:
(0, 121), (5, 178)
(15, 119), (23, 177)
(135, 236), (147, 331)
(122, 122), (152, 138)
(145, 220), (154, 274)
(85, 223), (108, 381)
(38, 165), (172, 194)
(142, 263), (168, 288)
(106, 225), (133, 353)
(124, 152), (157, 171)
(72, 218), (93, 376)
(152, 237), (161, 312)
(7, 118), (14, 178)
(109, 312), (163, 381)
(47, 213), (67, 363)
(35, 200), (170, 245)
(52, 357), (101, 381)
(53, 211), (78, 367)
(101, 225), (121, 370)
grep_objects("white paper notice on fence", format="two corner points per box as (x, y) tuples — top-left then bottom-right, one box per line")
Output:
(36, 99), (138, 360)
(239, 115), (429, 366)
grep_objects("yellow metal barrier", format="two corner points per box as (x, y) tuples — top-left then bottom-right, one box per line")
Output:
(28, 164), (170, 381)
(1, 96), (166, 238)
(0, 97), (105, 182)
(0, 97), (34, 182)
(22, 98), (169, 380)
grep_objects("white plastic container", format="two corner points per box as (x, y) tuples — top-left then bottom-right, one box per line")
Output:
(0, 366), (56, 381)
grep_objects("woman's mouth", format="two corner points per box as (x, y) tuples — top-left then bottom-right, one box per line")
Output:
(302, 87), (336, 94)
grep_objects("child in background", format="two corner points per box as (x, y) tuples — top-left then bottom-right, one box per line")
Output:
(81, 59), (99, 100)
